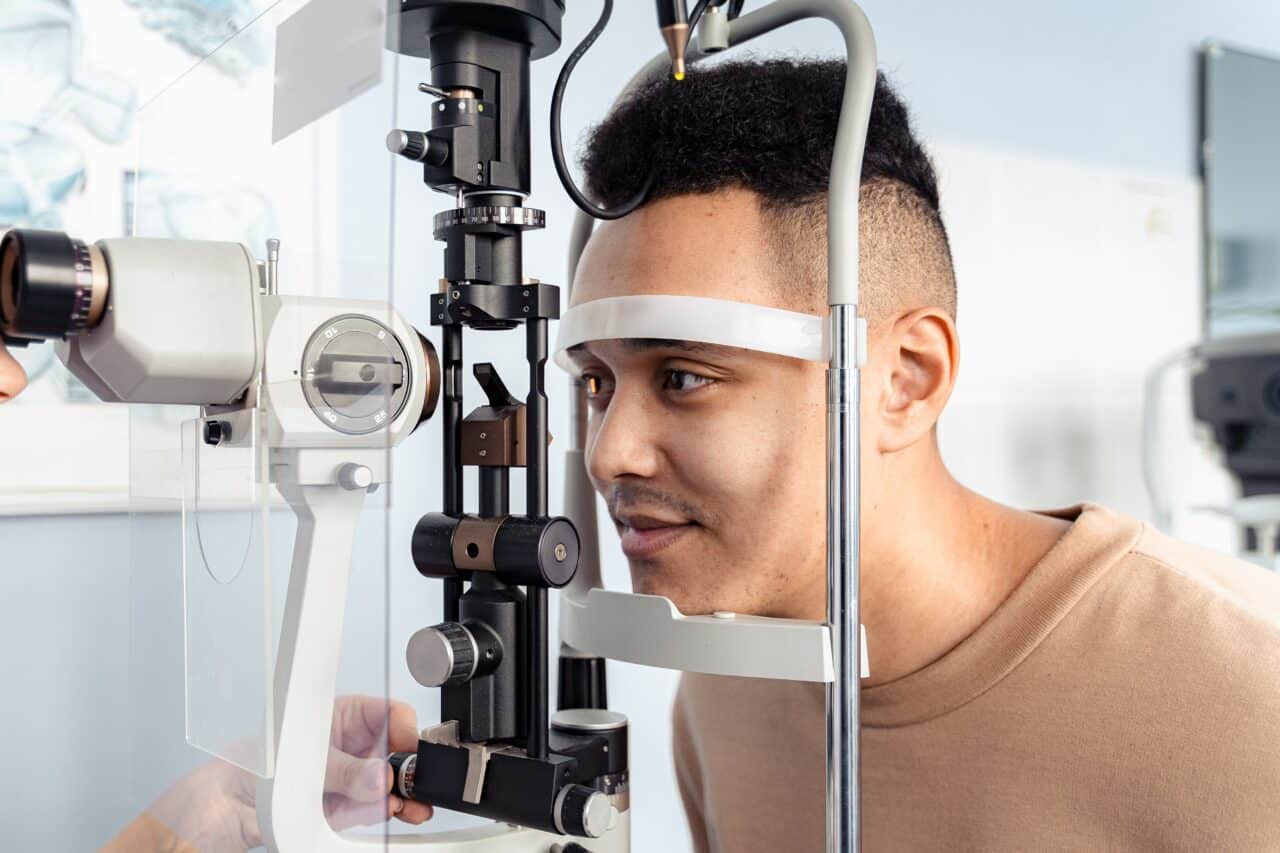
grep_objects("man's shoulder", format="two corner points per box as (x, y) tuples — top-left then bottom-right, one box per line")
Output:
(1053, 514), (1280, 835)
(1081, 512), (1280, 709)
(1126, 519), (1280, 632)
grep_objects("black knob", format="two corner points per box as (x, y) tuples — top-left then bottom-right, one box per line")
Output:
(202, 419), (230, 446)
(388, 751), (417, 798)
(554, 783), (613, 839)
(411, 512), (463, 579)
(557, 654), (608, 711)
(493, 515), (580, 588)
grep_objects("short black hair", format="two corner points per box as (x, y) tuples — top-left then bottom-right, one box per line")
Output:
(582, 59), (939, 213)
(579, 58), (956, 319)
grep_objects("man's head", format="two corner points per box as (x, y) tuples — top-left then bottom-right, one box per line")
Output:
(567, 60), (961, 619)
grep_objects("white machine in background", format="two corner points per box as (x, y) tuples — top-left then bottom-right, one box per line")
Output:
(1145, 333), (1280, 570)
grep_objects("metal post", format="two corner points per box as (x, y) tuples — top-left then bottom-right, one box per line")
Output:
(526, 316), (550, 760)
(827, 305), (861, 853)
(443, 324), (463, 622)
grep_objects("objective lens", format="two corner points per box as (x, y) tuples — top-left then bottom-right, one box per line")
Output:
(0, 229), (109, 343)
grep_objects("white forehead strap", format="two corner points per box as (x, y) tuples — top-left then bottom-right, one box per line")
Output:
(553, 295), (828, 371)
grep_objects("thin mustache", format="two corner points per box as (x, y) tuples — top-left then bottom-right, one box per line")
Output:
(606, 483), (708, 527)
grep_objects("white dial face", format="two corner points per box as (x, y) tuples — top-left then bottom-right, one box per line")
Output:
(300, 314), (412, 435)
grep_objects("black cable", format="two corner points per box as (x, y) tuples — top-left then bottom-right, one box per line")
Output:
(550, 0), (654, 221)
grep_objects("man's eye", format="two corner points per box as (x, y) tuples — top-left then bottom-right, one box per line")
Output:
(582, 374), (609, 397)
(663, 370), (714, 393)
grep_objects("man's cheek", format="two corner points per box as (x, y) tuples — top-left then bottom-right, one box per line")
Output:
(667, 429), (761, 502)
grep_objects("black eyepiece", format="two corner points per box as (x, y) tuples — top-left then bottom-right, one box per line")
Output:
(0, 229), (109, 344)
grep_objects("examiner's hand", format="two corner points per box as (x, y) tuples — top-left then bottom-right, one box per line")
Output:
(143, 695), (432, 851)
(0, 342), (26, 402)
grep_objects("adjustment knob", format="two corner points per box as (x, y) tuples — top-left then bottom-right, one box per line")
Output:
(554, 784), (614, 839)
(386, 129), (449, 165)
(387, 129), (426, 160)
(337, 463), (373, 491)
(388, 751), (417, 798)
(406, 622), (477, 687)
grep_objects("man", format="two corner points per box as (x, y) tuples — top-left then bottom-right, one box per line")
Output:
(566, 59), (1280, 851)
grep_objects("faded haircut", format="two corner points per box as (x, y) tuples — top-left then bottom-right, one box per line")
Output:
(578, 58), (956, 323)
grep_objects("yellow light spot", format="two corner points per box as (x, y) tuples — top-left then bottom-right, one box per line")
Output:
(674, 71), (685, 81)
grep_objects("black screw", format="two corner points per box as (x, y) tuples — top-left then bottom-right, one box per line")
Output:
(203, 420), (230, 446)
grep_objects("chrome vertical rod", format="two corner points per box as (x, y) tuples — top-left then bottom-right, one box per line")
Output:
(827, 305), (861, 853)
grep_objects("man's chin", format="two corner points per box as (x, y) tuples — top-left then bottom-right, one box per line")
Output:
(630, 572), (725, 616)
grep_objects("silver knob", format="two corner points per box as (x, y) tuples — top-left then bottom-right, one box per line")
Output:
(553, 784), (615, 839)
(386, 129), (448, 166)
(406, 622), (478, 688)
(386, 129), (424, 160)
(337, 463), (373, 491)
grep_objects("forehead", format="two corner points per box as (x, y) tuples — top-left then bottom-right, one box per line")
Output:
(569, 337), (730, 364)
(571, 188), (783, 309)
(567, 338), (798, 380)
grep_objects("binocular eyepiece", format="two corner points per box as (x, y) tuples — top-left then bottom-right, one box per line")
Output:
(0, 229), (110, 347)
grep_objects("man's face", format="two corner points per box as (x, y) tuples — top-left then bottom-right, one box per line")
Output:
(568, 189), (832, 619)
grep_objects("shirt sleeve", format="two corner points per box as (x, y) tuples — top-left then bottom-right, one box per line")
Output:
(100, 813), (198, 853)
(673, 678), (712, 853)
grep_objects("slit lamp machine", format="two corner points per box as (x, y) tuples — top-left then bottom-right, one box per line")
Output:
(0, 1), (875, 850)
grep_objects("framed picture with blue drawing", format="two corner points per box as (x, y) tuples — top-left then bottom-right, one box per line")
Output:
(0, 0), (343, 514)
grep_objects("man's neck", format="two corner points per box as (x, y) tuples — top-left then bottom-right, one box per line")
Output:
(784, 450), (1071, 687)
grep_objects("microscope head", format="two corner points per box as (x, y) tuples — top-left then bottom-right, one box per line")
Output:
(1, 228), (440, 449)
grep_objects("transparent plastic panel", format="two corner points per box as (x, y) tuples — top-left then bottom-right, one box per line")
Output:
(180, 409), (274, 776)
(125, 0), (402, 848)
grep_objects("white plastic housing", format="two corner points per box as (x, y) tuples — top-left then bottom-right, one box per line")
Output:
(59, 238), (260, 404)
(258, 295), (428, 450)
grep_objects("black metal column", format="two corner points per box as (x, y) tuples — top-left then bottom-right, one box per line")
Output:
(526, 316), (549, 760)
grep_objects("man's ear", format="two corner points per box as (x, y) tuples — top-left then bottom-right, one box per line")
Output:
(875, 307), (959, 453)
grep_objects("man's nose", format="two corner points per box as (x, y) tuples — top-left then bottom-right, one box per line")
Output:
(0, 346), (27, 403)
(585, 386), (663, 485)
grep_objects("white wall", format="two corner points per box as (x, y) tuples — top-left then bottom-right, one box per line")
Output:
(3, 1), (1280, 850)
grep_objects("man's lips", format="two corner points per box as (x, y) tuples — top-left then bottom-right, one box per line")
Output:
(612, 512), (696, 560)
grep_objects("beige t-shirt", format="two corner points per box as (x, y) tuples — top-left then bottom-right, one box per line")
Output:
(673, 504), (1280, 852)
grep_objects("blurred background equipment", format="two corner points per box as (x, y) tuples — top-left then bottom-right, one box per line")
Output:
(1144, 43), (1280, 569)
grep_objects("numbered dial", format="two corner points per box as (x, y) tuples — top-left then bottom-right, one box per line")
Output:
(301, 314), (412, 435)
